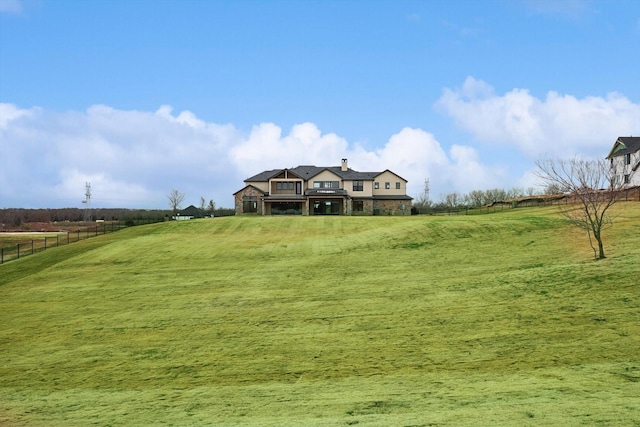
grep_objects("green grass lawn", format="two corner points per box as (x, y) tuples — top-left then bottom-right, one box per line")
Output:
(1, 204), (639, 426)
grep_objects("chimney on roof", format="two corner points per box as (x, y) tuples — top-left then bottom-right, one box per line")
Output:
(341, 158), (348, 172)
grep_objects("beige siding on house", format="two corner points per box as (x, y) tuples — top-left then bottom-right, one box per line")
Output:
(245, 182), (269, 193)
(344, 179), (374, 197)
(372, 170), (407, 196)
(309, 170), (343, 188)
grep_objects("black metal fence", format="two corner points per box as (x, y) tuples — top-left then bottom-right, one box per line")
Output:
(0, 219), (163, 264)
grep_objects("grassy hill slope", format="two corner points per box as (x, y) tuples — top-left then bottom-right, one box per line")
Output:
(1, 205), (639, 426)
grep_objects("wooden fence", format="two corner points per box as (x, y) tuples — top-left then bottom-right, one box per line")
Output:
(414, 186), (640, 216)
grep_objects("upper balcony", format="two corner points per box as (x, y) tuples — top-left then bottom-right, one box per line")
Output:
(270, 180), (302, 195)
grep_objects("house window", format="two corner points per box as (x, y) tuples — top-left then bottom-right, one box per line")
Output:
(353, 200), (364, 212)
(353, 180), (363, 191)
(374, 182), (379, 189)
(243, 196), (258, 213)
(624, 153), (631, 165)
(275, 182), (294, 192)
(395, 182), (401, 189)
(271, 202), (302, 215)
(385, 182), (390, 189)
(624, 174), (630, 184)
(313, 181), (339, 189)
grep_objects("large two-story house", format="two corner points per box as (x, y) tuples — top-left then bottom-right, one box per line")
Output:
(234, 159), (412, 215)
(607, 136), (640, 186)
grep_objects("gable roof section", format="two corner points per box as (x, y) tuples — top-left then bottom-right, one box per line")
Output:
(327, 167), (378, 180)
(607, 136), (640, 158)
(373, 194), (413, 200)
(243, 165), (407, 183)
(233, 184), (268, 196)
(373, 169), (408, 182)
(288, 165), (327, 180)
(286, 166), (379, 181)
(244, 169), (283, 182)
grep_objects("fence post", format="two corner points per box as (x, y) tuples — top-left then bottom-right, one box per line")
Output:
(31, 240), (34, 255)
(1, 247), (3, 264)
(17, 243), (20, 259)
(45, 237), (47, 250)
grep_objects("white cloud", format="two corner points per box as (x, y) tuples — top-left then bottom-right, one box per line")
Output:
(232, 124), (503, 200)
(1, 102), (507, 208)
(7, 84), (634, 209)
(436, 76), (640, 159)
(349, 128), (486, 197)
(448, 145), (507, 193)
(0, 103), (241, 208)
(0, 103), (33, 128)
(230, 122), (349, 174)
(54, 169), (152, 207)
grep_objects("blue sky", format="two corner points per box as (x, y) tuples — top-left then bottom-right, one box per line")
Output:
(1, 0), (639, 209)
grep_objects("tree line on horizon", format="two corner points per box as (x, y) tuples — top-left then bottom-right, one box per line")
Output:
(0, 206), (235, 230)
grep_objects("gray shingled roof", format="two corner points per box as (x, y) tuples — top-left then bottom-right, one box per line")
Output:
(373, 195), (413, 200)
(608, 136), (640, 158)
(245, 165), (396, 182)
(178, 205), (201, 217)
(244, 169), (285, 182)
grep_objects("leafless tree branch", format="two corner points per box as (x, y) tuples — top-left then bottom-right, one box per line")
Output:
(534, 157), (623, 260)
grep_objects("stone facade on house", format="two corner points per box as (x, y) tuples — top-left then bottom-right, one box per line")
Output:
(233, 185), (266, 215)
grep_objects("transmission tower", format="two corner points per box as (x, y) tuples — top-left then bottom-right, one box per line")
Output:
(82, 182), (92, 221)
(423, 178), (430, 204)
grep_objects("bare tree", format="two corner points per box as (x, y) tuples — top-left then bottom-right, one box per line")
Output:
(167, 189), (185, 215)
(207, 199), (216, 216)
(467, 190), (485, 208)
(526, 187), (538, 197)
(535, 157), (623, 260)
(443, 192), (461, 210)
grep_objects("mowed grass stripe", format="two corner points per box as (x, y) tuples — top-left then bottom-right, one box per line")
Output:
(1, 204), (639, 426)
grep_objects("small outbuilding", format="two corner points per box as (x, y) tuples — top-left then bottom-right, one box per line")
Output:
(172, 205), (200, 220)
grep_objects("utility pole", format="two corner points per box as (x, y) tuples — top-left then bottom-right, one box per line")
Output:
(82, 182), (92, 222)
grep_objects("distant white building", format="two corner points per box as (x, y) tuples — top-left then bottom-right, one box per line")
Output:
(607, 136), (640, 187)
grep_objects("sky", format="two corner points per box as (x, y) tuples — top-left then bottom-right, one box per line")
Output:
(1, 0), (639, 209)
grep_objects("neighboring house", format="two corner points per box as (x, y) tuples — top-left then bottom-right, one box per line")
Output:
(234, 159), (412, 216)
(172, 205), (200, 220)
(607, 136), (640, 187)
